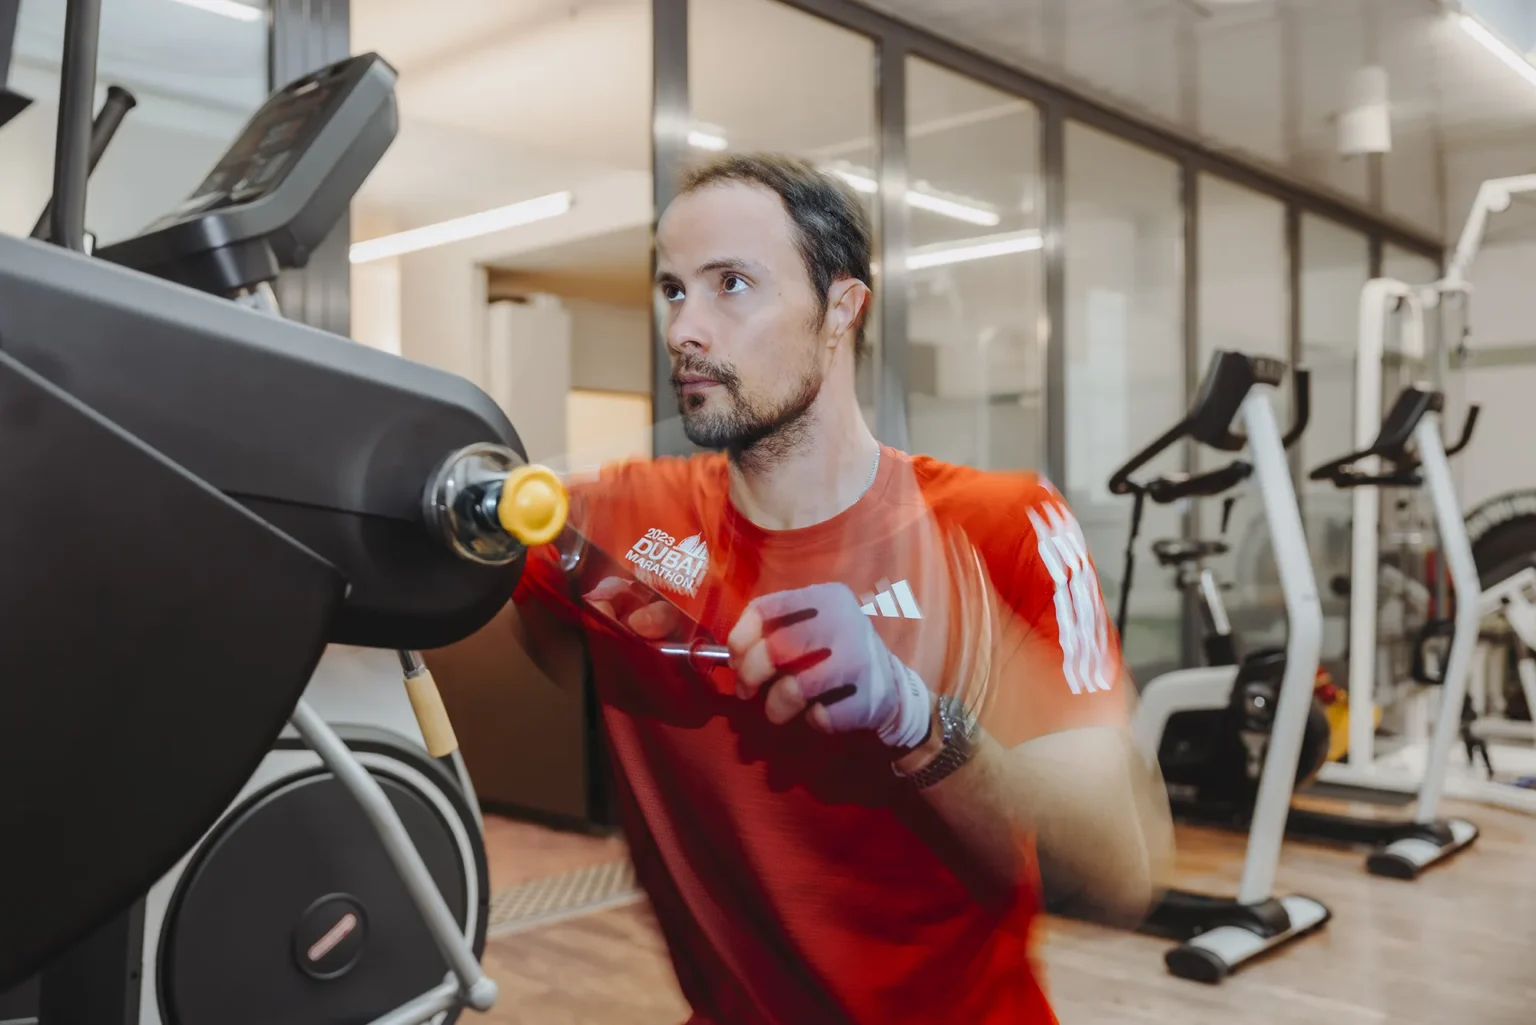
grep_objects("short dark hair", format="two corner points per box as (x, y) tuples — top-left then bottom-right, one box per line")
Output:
(676, 152), (873, 361)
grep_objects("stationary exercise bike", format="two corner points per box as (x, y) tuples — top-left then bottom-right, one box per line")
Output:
(1113, 387), (1333, 824)
(0, 46), (504, 1025)
(1109, 350), (1330, 983)
(1295, 384), (1482, 878)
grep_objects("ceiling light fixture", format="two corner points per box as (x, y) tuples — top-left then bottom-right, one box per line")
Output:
(905, 191), (1001, 227)
(168, 0), (264, 22)
(906, 230), (1042, 271)
(687, 129), (729, 151)
(826, 167), (1001, 227)
(350, 192), (574, 263)
(1458, 13), (1536, 89)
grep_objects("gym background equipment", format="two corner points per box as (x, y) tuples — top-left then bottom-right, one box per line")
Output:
(1466, 558), (1536, 749)
(1292, 386), (1482, 878)
(1113, 412), (1334, 825)
(1107, 349), (1329, 984)
(1317, 175), (1536, 816)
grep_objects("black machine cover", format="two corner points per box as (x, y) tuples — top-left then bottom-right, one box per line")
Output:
(0, 351), (344, 989)
(0, 40), (526, 995)
(96, 53), (398, 294)
(0, 234), (525, 649)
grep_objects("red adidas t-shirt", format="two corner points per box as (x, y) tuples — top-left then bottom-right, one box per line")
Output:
(513, 446), (1125, 1025)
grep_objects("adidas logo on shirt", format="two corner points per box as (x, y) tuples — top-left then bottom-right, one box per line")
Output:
(860, 580), (923, 619)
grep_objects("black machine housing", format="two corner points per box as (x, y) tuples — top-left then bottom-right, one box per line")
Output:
(96, 54), (398, 295)
(0, 45), (526, 995)
(0, 52), (522, 652)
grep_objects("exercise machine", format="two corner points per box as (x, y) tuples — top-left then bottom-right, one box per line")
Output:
(1294, 385), (1481, 878)
(1110, 385), (1476, 879)
(1116, 494), (1242, 673)
(1316, 174), (1536, 815)
(1114, 432), (1333, 822)
(3, 46), (494, 1025)
(1110, 350), (1329, 983)
(0, 5), (565, 1019)
(1466, 558), (1536, 748)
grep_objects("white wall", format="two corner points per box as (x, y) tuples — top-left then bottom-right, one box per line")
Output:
(394, 169), (651, 387)
(483, 296), (650, 467)
(486, 297), (572, 464)
(0, 87), (230, 242)
(351, 258), (403, 355)
(566, 298), (651, 394)
(1457, 238), (1536, 508)
(357, 172), (654, 464)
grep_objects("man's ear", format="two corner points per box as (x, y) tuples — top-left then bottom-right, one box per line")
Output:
(826, 278), (871, 347)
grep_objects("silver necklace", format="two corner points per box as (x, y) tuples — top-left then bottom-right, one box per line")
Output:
(855, 447), (881, 503)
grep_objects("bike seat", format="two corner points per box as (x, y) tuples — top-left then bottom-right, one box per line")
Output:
(1152, 538), (1229, 567)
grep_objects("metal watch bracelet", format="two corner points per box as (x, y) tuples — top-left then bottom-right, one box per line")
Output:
(893, 694), (980, 790)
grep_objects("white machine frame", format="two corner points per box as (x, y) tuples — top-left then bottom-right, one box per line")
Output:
(1468, 564), (1536, 746)
(1319, 174), (1536, 815)
(1132, 374), (1329, 981)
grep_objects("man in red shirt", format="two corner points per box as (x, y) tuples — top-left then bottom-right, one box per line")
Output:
(502, 153), (1172, 1024)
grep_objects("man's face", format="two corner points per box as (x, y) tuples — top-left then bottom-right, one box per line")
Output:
(655, 181), (827, 454)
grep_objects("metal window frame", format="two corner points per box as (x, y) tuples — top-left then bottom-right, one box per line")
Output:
(648, 0), (1441, 460)
(647, 0), (1445, 668)
(276, 0), (1453, 665)
(267, 0), (351, 336)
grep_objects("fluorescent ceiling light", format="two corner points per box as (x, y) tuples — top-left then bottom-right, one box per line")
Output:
(826, 167), (1001, 227)
(831, 168), (879, 194)
(906, 230), (1042, 271)
(687, 129), (729, 151)
(169, 0), (264, 22)
(905, 191), (1001, 227)
(350, 192), (573, 263)
(1459, 13), (1536, 89)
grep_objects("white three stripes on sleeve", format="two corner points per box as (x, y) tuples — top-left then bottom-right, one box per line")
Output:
(1028, 502), (1115, 695)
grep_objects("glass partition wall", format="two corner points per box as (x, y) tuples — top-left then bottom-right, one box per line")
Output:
(271, 0), (1447, 683)
(641, 0), (1445, 682)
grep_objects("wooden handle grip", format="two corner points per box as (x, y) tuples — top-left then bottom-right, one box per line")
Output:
(404, 669), (459, 758)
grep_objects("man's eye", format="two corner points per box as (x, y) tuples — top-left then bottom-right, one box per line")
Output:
(721, 274), (748, 294)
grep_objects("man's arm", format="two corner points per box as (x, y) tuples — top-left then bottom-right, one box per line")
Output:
(889, 493), (1174, 924)
(893, 700), (1174, 925)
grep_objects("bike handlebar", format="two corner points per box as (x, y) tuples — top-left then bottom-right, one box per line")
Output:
(32, 84), (137, 242)
(1108, 364), (1308, 504)
(1309, 388), (1477, 489)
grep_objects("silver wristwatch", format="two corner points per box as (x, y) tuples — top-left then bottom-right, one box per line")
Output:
(894, 694), (980, 790)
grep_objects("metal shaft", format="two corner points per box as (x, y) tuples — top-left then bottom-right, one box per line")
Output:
(289, 699), (495, 1008)
(1412, 417), (1481, 824)
(50, 0), (101, 252)
(1235, 388), (1323, 906)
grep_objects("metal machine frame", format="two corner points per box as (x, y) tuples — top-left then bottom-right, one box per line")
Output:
(1111, 351), (1329, 984)
(1319, 175), (1536, 816)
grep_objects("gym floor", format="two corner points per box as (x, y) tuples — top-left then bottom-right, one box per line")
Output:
(469, 800), (1536, 1024)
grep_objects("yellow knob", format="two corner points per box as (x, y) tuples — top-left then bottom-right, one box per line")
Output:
(495, 464), (568, 546)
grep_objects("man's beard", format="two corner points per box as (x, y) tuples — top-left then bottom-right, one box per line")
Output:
(672, 353), (822, 462)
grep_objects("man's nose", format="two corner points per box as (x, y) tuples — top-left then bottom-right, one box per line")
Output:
(665, 297), (710, 355)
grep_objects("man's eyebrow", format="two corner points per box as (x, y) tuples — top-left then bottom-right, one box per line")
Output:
(698, 258), (762, 276)
(654, 258), (765, 285)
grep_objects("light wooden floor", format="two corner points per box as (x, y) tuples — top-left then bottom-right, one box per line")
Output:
(469, 800), (1536, 1024)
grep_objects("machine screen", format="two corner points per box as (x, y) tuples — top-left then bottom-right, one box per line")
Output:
(166, 70), (349, 219)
